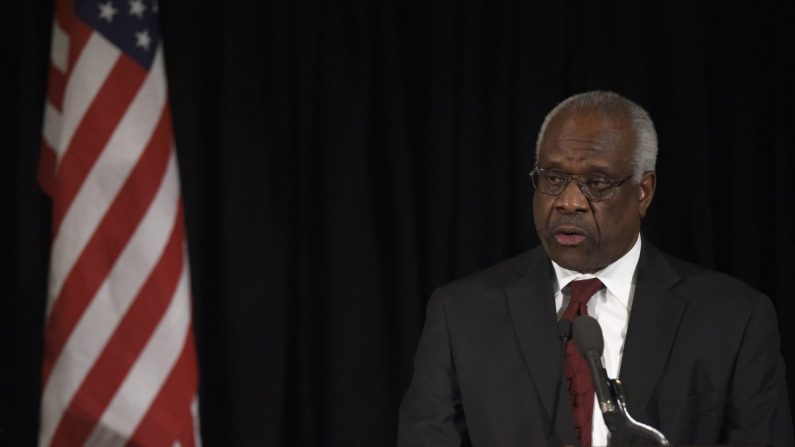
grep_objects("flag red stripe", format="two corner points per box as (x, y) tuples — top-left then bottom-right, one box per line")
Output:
(129, 325), (199, 447)
(56, 0), (92, 78)
(51, 56), (147, 233)
(49, 204), (185, 447)
(48, 67), (67, 111)
(39, 141), (58, 198)
(42, 105), (173, 382)
(178, 420), (197, 447)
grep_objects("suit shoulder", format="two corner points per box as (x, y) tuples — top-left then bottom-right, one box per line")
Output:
(662, 252), (769, 307)
(431, 247), (546, 304)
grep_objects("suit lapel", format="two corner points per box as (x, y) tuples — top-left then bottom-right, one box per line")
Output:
(618, 242), (686, 420)
(505, 248), (577, 443)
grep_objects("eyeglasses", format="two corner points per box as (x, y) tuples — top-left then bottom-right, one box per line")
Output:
(529, 166), (632, 201)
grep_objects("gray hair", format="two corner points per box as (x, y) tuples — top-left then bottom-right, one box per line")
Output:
(535, 91), (657, 183)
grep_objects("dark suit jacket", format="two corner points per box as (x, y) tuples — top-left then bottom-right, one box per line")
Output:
(398, 242), (793, 446)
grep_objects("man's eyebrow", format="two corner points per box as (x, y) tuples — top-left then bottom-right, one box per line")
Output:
(539, 164), (616, 176)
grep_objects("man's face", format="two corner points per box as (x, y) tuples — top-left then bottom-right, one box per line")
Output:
(533, 109), (655, 272)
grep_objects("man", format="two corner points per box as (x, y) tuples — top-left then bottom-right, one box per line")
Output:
(398, 91), (793, 446)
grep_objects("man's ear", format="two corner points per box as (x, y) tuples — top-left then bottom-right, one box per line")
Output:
(638, 171), (656, 218)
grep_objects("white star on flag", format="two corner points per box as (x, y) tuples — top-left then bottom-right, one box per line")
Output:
(135, 29), (152, 50)
(129, 0), (147, 18)
(98, 1), (118, 22)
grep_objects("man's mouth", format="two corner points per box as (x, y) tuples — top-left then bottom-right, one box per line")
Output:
(553, 226), (586, 246)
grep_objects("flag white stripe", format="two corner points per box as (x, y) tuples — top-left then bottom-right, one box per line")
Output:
(42, 101), (62, 151)
(50, 20), (69, 73)
(192, 396), (201, 447)
(48, 47), (168, 313)
(86, 259), (191, 444)
(55, 32), (119, 161)
(38, 152), (180, 446)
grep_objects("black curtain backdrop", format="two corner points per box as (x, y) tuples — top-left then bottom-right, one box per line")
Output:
(3, 1), (794, 445)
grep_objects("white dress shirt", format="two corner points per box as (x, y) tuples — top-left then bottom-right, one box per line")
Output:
(551, 236), (641, 447)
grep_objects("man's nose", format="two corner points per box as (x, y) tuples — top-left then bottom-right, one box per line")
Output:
(554, 179), (590, 213)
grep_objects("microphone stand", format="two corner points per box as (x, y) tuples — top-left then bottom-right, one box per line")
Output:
(607, 379), (671, 446)
(548, 319), (572, 447)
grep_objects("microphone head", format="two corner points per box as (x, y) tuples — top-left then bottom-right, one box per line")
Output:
(557, 319), (572, 340)
(573, 315), (604, 356)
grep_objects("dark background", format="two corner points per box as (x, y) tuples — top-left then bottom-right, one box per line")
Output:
(3, 0), (794, 445)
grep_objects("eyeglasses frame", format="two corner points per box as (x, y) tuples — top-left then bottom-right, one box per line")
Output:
(528, 166), (634, 202)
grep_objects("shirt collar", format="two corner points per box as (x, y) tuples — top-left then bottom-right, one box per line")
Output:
(550, 236), (642, 309)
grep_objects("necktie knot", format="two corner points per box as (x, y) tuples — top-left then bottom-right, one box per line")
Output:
(569, 278), (604, 305)
(561, 278), (604, 323)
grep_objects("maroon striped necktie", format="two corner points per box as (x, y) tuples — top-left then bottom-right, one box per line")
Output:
(561, 278), (604, 447)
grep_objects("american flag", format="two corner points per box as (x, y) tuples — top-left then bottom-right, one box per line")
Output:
(38, 0), (200, 445)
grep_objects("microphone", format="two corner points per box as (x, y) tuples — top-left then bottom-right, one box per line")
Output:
(572, 316), (621, 433)
(573, 315), (671, 446)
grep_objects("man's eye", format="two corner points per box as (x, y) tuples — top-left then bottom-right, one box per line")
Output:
(586, 178), (612, 191)
(544, 173), (565, 185)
